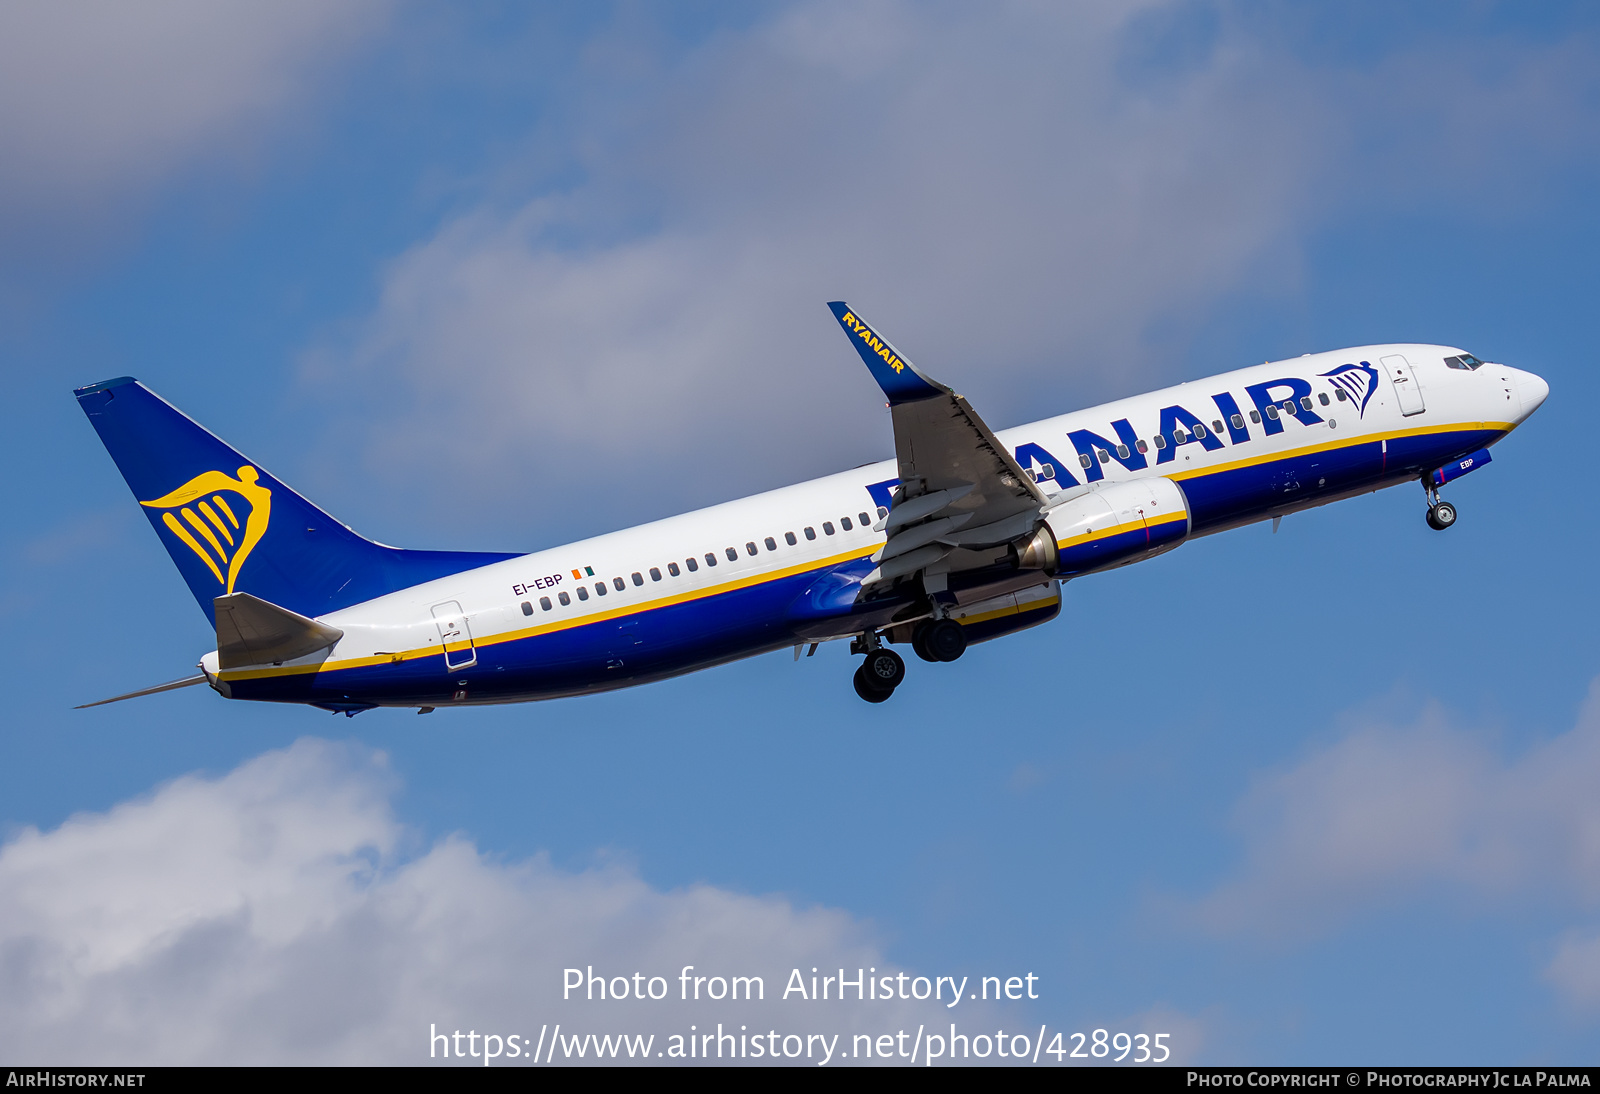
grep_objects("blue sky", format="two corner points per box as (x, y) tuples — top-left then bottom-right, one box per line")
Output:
(3, 1), (1600, 1065)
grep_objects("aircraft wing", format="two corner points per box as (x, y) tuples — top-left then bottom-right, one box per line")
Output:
(827, 302), (1047, 589)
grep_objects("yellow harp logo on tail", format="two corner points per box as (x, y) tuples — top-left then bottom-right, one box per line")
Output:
(140, 466), (271, 594)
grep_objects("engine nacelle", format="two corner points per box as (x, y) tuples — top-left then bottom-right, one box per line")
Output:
(1045, 476), (1190, 577)
(949, 581), (1061, 645)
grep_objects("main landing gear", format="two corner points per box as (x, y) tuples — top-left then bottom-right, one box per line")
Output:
(911, 618), (967, 663)
(1423, 480), (1457, 531)
(850, 616), (970, 702)
(852, 643), (905, 704)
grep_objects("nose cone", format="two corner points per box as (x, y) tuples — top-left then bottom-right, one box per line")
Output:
(1516, 370), (1550, 420)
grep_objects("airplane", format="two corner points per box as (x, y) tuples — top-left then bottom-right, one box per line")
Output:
(74, 302), (1548, 711)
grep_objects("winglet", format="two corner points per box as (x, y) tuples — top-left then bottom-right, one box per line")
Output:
(828, 302), (948, 404)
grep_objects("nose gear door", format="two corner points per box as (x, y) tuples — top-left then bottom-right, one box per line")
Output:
(431, 600), (477, 671)
(1380, 354), (1426, 417)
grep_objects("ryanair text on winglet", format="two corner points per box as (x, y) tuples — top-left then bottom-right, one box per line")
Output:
(841, 312), (907, 375)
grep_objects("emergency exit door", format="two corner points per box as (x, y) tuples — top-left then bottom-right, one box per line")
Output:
(431, 601), (477, 671)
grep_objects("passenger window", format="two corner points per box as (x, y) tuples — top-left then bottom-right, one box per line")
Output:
(613, 576), (625, 591)
(558, 591), (571, 606)
(686, 557), (698, 572)
(726, 547), (738, 561)
(1336, 389), (1348, 401)
(1192, 424), (1207, 439)
(841, 517), (853, 531)
(1040, 463), (1055, 478)
(1301, 396), (1314, 411)
(705, 553), (717, 567)
(1212, 420), (1224, 433)
(1092, 449), (1105, 464)
(875, 507), (887, 518)
(1115, 444), (1129, 459)
(521, 601), (533, 616)
(650, 567), (662, 581)
(1283, 400), (1297, 415)
(1135, 439), (1148, 453)
(1318, 392), (1330, 406)
(859, 512), (870, 525)
(1079, 453), (1092, 468)
(595, 582), (607, 596)
(1250, 409), (1261, 423)
(784, 531), (796, 545)
(1153, 434), (1167, 450)
(540, 596), (552, 611)
(746, 542), (758, 556)
(804, 526), (816, 540)
(576, 586), (589, 601)
(667, 562), (680, 576)
(764, 537), (777, 551)
(1174, 429), (1188, 443)
(632, 572), (644, 586)
(823, 522), (835, 535)
(1265, 405), (1279, 419)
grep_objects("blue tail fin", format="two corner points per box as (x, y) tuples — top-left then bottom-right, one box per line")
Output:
(75, 377), (521, 623)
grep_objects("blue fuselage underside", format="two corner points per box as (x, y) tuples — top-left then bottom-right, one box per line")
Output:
(229, 427), (1500, 708)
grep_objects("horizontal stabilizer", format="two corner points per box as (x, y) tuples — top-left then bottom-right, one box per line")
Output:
(214, 592), (343, 669)
(76, 673), (207, 709)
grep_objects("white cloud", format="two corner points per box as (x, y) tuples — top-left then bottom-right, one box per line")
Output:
(306, 3), (1600, 525)
(305, 2), (1324, 519)
(0, 737), (1055, 1065)
(1188, 678), (1600, 1004)
(0, 0), (386, 246)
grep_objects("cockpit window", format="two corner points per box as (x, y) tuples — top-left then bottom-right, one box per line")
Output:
(1444, 353), (1485, 370)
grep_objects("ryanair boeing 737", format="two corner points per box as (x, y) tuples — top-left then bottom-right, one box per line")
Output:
(75, 303), (1548, 711)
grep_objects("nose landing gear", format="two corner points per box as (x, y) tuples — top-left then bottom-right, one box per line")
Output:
(1422, 480), (1457, 531)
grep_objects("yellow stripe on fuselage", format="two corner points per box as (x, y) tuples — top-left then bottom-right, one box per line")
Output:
(1164, 419), (1511, 483)
(220, 420), (1512, 683)
(219, 543), (880, 681)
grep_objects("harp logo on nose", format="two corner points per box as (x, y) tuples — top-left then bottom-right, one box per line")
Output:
(140, 466), (272, 593)
(1321, 362), (1380, 418)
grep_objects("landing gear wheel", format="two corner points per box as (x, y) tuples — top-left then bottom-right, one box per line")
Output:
(853, 664), (893, 703)
(911, 622), (940, 663)
(862, 648), (906, 690)
(926, 619), (968, 662)
(1426, 501), (1457, 531)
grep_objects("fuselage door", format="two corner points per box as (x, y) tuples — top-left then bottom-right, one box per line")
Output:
(431, 600), (477, 671)
(1380, 354), (1426, 417)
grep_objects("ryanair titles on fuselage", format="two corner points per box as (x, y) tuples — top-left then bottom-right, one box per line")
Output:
(860, 365), (1378, 511)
